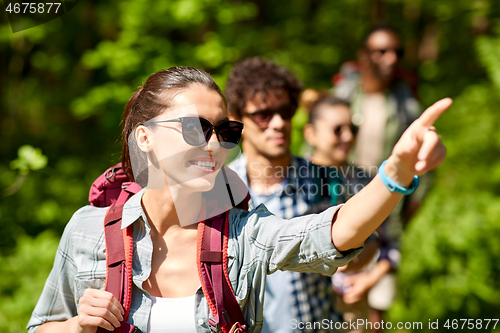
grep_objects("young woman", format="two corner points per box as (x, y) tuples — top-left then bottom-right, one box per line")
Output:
(28, 67), (450, 333)
(304, 96), (389, 333)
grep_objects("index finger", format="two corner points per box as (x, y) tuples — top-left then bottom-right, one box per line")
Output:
(418, 97), (453, 127)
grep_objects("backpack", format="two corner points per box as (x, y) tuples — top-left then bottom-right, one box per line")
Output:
(89, 163), (249, 333)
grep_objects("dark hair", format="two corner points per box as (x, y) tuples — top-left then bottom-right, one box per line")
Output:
(363, 24), (400, 49)
(122, 67), (225, 180)
(225, 57), (303, 118)
(308, 96), (350, 125)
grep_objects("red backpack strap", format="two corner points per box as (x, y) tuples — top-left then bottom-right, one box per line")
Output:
(197, 212), (247, 333)
(116, 182), (143, 206)
(97, 204), (138, 333)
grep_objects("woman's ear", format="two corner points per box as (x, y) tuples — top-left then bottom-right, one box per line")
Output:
(136, 125), (154, 152)
(303, 123), (316, 148)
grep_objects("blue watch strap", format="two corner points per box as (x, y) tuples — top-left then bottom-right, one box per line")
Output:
(378, 160), (419, 195)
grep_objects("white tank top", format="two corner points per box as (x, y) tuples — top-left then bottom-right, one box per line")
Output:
(147, 295), (197, 333)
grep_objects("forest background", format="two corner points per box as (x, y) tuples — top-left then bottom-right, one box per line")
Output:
(1, 0), (500, 331)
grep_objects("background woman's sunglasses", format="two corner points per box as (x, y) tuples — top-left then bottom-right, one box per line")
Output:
(333, 124), (359, 137)
(148, 117), (244, 149)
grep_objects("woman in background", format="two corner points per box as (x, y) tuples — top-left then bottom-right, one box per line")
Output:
(304, 96), (402, 333)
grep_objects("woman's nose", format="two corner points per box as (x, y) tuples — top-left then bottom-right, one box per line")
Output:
(203, 131), (221, 152)
(342, 126), (355, 143)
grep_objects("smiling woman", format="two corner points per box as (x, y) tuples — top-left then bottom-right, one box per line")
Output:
(132, 87), (235, 194)
(121, 68), (231, 188)
(303, 96), (357, 169)
(27, 67), (450, 333)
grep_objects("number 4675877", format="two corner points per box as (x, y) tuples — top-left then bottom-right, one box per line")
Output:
(5, 3), (61, 14)
(444, 319), (498, 330)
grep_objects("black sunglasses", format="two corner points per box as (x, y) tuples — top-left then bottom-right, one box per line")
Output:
(242, 103), (296, 128)
(333, 124), (359, 137)
(370, 48), (404, 58)
(148, 117), (244, 149)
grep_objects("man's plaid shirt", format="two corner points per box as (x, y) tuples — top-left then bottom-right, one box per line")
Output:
(229, 154), (351, 333)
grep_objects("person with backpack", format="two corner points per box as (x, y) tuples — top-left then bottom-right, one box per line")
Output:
(28, 66), (450, 333)
(333, 27), (432, 331)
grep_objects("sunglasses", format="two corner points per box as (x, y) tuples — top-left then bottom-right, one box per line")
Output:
(369, 48), (404, 58)
(148, 117), (244, 149)
(333, 124), (359, 137)
(242, 103), (296, 128)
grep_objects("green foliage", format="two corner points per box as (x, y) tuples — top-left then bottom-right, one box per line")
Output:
(2, 0), (500, 330)
(10, 145), (48, 175)
(388, 34), (500, 331)
(0, 232), (58, 332)
(392, 190), (500, 322)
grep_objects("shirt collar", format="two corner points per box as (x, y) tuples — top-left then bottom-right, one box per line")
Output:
(121, 187), (147, 229)
(229, 153), (307, 196)
(281, 155), (301, 193)
(228, 153), (249, 188)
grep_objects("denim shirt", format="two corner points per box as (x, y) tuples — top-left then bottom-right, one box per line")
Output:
(27, 189), (361, 333)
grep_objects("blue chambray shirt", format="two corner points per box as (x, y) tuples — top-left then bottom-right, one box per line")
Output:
(27, 188), (361, 333)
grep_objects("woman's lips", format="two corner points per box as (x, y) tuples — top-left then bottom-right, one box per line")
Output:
(335, 143), (351, 153)
(189, 158), (218, 173)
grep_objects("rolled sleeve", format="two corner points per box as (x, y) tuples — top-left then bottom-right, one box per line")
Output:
(27, 211), (81, 333)
(230, 204), (363, 277)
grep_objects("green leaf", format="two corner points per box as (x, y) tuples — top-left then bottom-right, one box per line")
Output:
(10, 145), (48, 174)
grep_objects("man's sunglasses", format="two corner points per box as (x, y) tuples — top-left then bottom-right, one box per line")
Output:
(242, 103), (296, 128)
(333, 124), (359, 137)
(147, 117), (244, 149)
(369, 48), (404, 58)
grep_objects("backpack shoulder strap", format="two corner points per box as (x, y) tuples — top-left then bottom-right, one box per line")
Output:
(116, 182), (143, 206)
(198, 213), (247, 333)
(97, 204), (139, 333)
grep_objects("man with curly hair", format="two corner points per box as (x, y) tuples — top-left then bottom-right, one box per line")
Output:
(226, 57), (344, 333)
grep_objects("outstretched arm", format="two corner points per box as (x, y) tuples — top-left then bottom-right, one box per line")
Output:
(331, 98), (451, 252)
